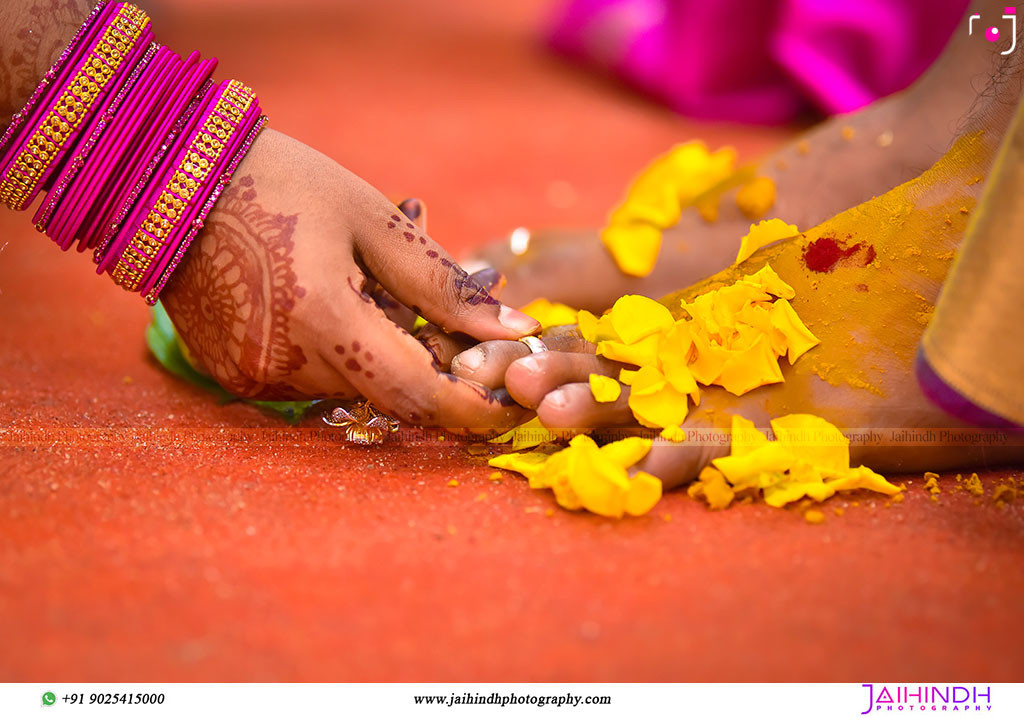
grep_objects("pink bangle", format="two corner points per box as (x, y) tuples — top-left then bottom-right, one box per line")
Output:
(4, 1), (267, 304)
(140, 91), (263, 297)
(0, 1), (120, 202)
(72, 51), (200, 250)
(95, 78), (216, 275)
(90, 59), (217, 257)
(107, 80), (259, 292)
(139, 82), (262, 295)
(41, 44), (186, 250)
(144, 114), (267, 305)
(0, 0), (112, 158)
(0, 3), (151, 210)
(33, 39), (160, 244)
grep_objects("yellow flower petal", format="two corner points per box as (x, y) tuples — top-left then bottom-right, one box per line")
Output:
(769, 299), (820, 364)
(660, 425), (686, 442)
(729, 414), (769, 457)
(625, 365), (666, 396)
(736, 218), (799, 265)
(662, 143), (736, 198)
(567, 435), (631, 518)
(518, 298), (579, 329)
(577, 309), (618, 344)
(625, 471), (663, 516)
(602, 142), (737, 278)
(491, 434), (665, 519)
(715, 334), (784, 396)
(488, 449), (555, 488)
(695, 466), (735, 510)
(589, 373), (622, 403)
(616, 187), (681, 228)
(618, 368), (639, 385)
(489, 416), (560, 450)
(706, 412), (895, 510)
(628, 381), (690, 429)
(599, 436), (653, 467)
(596, 333), (661, 367)
(658, 322), (698, 394)
(688, 330), (731, 386)
(681, 293), (721, 335)
(824, 465), (902, 495)
(715, 283), (771, 324)
(770, 414), (849, 473)
(609, 295), (675, 345)
(763, 478), (836, 508)
(734, 301), (774, 335)
(713, 441), (796, 489)
(735, 176), (777, 220)
(741, 263), (796, 299)
(544, 447), (583, 510)
(601, 223), (662, 277)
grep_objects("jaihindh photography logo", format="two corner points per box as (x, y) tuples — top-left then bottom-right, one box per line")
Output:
(861, 684), (993, 713)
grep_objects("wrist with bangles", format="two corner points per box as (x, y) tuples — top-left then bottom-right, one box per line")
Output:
(0, 0), (267, 306)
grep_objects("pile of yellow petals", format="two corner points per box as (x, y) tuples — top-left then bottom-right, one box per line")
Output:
(488, 435), (662, 518)
(689, 414), (903, 509)
(490, 415), (560, 449)
(579, 264), (819, 440)
(735, 218), (799, 265)
(518, 298), (579, 330)
(601, 141), (736, 277)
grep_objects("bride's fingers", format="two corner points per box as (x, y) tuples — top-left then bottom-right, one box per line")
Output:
(356, 202), (539, 342)
(334, 272), (528, 432)
(416, 324), (472, 372)
(505, 352), (622, 409)
(367, 282), (418, 331)
(363, 198), (431, 331)
(416, 267), (509, 370)
(397, 198), (426, 230)
(450, 332), (592, 389)
(535, 382), (635, 429)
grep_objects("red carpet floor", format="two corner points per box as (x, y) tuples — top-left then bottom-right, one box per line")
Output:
(2, 0), (1023, 682)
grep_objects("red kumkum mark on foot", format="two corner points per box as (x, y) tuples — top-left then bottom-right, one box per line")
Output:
(802, 236), (877, 273)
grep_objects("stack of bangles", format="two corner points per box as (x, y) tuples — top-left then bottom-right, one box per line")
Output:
(0, 0), (267, 305)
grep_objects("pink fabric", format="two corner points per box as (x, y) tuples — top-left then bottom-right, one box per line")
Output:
(548, 0), (969, 123)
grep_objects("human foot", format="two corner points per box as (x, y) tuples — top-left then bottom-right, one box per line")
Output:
(454, 75), (1024, 488)
(472, 0), (1013, 312)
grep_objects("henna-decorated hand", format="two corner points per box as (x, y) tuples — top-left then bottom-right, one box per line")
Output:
(161, 129), (540, 432)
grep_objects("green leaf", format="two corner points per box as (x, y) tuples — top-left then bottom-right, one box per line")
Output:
(146, 302), (313, 424)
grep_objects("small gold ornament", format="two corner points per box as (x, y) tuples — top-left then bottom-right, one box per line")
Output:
(322, 400), (400, 445)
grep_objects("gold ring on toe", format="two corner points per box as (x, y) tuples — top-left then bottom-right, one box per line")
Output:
(519, 336), (548, 354)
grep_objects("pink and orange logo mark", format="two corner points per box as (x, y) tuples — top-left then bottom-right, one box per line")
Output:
(970, 7), (1018, 54)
